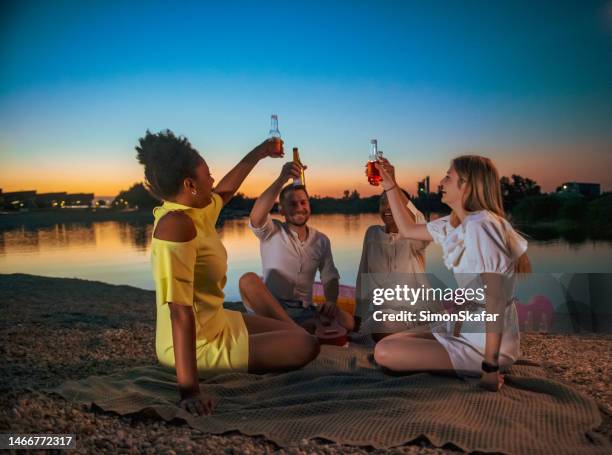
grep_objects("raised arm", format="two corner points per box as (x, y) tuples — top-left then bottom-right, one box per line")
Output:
(214, 138), (284, 206)
(250, 161), (303, 228)
(376, 158), (433, 241)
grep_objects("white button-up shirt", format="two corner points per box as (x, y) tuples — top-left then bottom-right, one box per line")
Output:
(249, 216), (340, 307)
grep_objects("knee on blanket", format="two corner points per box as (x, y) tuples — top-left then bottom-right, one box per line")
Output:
(301, 333), (321, 364)
(373, 341), (396, 370)
(239, 272), (262, 293)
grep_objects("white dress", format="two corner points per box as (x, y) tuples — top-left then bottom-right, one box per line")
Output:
(426, 210), (528, 376)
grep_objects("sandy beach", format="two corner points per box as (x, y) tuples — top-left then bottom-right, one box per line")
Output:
(1, 273), (610, 454)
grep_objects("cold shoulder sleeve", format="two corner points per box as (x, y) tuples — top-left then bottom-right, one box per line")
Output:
(152, 239), (197, 306)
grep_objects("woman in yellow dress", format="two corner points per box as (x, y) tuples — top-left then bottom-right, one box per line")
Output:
(137, 130), (320, 416)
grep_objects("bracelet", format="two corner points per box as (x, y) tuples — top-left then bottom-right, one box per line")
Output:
(481, 360), (499, 373)
(384, 184), (397, 193)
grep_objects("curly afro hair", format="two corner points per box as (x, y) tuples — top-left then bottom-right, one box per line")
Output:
(136, 130), (202, 200)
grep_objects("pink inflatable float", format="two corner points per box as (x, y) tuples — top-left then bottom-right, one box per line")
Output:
(516, 295), (555, 333)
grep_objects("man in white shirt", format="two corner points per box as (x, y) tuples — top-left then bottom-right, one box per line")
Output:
(238, 161), (355, 332)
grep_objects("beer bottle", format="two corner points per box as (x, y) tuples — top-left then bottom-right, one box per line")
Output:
(269, 114), (281, 138)
(292, 147), (306, 187)
(268, 114), (283, 156)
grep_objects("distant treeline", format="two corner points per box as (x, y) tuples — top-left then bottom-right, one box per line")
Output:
(512, 193), (612, 240)
(110, 175), (546, 215)
(110, 178), (611, 241)
(111, 184), (442, 214)
(229, 190), (385, 214)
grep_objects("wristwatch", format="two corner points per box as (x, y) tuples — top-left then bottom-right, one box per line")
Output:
(481, 360), (499, 373)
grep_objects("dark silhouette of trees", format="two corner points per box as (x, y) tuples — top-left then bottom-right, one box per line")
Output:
(223, 192), (255, 212)
(309, 190), (380, 214)
(110, 174), (545, 217)
(586, 193), (612, 238)
(512, 194), (561, 222)
(112, 183), (159, 209)
(501, 175), (541, 210)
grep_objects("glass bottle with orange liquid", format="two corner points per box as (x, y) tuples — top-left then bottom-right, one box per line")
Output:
(292, 147), (306, 187)
(268, 114), (283, 156)
(367, 139), (383, 186)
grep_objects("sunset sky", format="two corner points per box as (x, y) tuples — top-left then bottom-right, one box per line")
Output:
(1, 0), (611, 198)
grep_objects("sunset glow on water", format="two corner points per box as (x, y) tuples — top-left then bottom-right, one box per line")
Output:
(1, 214), (611, 301)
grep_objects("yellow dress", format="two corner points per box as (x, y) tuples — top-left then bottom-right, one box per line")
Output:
(151, 193), (249, 372)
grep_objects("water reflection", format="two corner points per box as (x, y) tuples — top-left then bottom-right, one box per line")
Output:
(115, 222), (152, 250)
(0, 214), (611, 301)
(520, 224), (589, 244)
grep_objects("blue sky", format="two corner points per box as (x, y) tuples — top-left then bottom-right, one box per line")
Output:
(1, 0), (611, 196)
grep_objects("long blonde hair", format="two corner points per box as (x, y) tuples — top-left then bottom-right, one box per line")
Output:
(450, 155), (531, 273)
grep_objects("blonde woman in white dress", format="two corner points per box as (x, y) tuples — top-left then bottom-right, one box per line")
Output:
(373, 155), (531, 391)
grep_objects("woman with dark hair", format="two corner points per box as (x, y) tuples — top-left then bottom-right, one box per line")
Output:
(137, 130), (319, 416)
(355, 188), (430, 341)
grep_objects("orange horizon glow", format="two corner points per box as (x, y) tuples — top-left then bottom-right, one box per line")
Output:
(1, 168), (609, 199)
(1, 145), (610, 198)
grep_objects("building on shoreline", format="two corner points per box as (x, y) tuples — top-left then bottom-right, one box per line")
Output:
(556, 182), (601, 198)
(63, 193), (94, 208)
(1, 190), (37, 210)
(1, 190), (94, 210)
(36, 192), (68, 208)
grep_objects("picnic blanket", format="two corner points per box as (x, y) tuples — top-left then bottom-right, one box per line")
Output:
(51, 343), (609, 454)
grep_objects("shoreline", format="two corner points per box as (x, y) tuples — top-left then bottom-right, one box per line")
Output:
(0, 207), (250, 230)
(516, 219), (612, 241)
(2, 208), (610, 242)
(1, 273), (610, 453)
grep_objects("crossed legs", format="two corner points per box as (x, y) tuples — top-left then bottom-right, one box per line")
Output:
(239, 272), (454, 374)
(239, 272), (320, 372)
(239, 272), (354, 332)
(239, 272), (298, 324)
(243, 312), (319, 373)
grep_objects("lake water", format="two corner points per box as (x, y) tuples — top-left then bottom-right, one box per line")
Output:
(1, 214), (611, 301)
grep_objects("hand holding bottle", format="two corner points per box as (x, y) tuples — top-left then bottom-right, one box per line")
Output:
(254, 137), (285, 160)
(278, 161), (306, 184)
(318, 301), (340, 319)
(375, 157), (397, 190)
